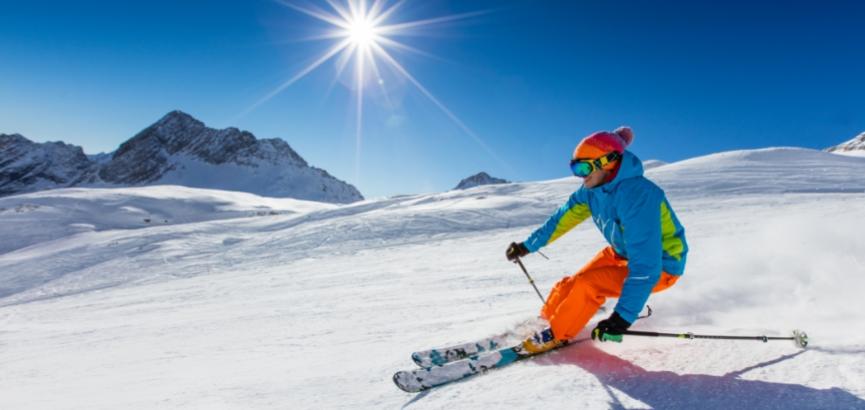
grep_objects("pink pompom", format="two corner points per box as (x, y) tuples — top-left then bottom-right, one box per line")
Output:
(613, 126), (634, 147)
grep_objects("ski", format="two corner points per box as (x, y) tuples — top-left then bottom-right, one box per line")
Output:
(411, 333), (510, 368)
(411, 307), (618, 368)
(394, 340), (572, 393)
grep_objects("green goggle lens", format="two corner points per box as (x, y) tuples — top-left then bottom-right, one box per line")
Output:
(570, 160), (594, 177)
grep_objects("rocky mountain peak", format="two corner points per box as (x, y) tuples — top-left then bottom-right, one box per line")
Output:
(826, 132), (865, 154)
(0, 134), (96, 196)
(455, 172), (510, 190)
(158, 109), (201, 125)
(102, 111), (310, 184)
(1, 133), (29, 146)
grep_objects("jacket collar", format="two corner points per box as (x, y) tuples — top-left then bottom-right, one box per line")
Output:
(590, 150), (644, 193)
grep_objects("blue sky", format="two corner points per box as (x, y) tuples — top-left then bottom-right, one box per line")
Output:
(1, 1), (863, 198)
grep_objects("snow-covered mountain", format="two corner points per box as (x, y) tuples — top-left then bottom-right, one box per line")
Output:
(0, 133), (99, 196)
(2, 145), (865, 409)
(454, 171), (510, 190)
(826, 131), (865, 157)
(98, 111), (363, 203)
(0, 111), (363, 203)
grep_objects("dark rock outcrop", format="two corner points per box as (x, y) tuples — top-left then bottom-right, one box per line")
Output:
(454, 172), (509, 190)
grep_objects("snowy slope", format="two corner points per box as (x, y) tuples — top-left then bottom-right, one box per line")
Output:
(1, 147), (865, 409)
(646, 147), (865, 196)
(0, 185), (335, 255)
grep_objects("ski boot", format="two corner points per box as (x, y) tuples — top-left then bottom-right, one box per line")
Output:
(521, 328), (563, 354)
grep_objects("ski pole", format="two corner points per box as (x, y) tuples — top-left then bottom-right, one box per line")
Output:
(617, 329), (809, 348)
(513, 257), (546, 305)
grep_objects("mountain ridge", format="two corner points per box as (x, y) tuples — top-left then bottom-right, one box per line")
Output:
(0, 111), (363, 203)
(826, 131), (865, 156)
(454, 171), (509, 190)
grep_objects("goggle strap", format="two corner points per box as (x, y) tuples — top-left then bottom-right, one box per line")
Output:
(594, 151), (621, 168)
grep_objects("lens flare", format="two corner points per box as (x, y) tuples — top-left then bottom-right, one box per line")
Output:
(347, 16), (377, 47)
(241, 0), (508, 182)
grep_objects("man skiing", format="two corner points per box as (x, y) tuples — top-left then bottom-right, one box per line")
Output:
(506, 126), (688, 351)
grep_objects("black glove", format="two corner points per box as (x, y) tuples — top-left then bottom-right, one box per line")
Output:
(592, 312), (631, 343)
(505, 242), (529, 261)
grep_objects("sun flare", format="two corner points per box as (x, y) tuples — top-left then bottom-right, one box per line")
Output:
(347, 16), (378, 48)
(242, 1), (505, 181)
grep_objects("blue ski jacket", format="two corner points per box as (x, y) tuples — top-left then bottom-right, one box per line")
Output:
(523, 150), (688, 323)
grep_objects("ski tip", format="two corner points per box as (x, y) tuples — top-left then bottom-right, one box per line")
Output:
(393, 371), (424, 393)
(410, 352), (424, 368)
(793, 329), (809, 349)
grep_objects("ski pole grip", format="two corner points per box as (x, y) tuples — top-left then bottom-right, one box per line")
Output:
(593, 329), (624, 343)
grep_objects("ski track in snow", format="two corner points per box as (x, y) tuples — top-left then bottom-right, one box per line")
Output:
(1, 148), (865, 409)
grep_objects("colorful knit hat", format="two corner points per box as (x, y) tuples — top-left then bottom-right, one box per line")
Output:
(573, 126), (634, 161)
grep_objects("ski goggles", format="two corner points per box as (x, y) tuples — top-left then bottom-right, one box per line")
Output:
(570, 151), (621, 177)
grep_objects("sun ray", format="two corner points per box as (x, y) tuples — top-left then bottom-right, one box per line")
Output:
(367, 0), (388, 22)
(324, 0), (354, 23)
(275, 0), (349, 29)
(245, 0), (511, 182)
(320, 43), (357, 102)
(370, 0), (407, 26)
(371, 42), (511, 171)
(347, 0), (363, 22)
(354, 41), (365, 183)
(297, 30), (350, 42)
(334, 43), (356, 79)
(363, 44), (394, 109)
(267, 32), (342, 45)
(377, 10), (490, 35)
(238, 38), (351, 120)
(376, 36), (443, 61)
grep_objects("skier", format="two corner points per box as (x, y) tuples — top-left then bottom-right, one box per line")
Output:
(506, 126), (688, 352)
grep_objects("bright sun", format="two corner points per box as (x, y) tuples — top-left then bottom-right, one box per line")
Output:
(347, 17), (377, 47)
(242, 1), (503, 181)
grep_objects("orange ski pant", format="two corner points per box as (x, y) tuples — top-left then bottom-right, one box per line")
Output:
(540, 246), (680, 340)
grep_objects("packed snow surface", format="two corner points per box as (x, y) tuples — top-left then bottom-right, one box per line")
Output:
(0, 185), (334, 256)
(1, 147), (864, 409)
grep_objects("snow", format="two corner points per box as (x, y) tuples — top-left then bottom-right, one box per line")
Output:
(642, 159), (667, 170)
(834, 150), (865, 158)
(155, 154), (361, 203)
(647, 147), (865, 196)
(1, 147), (865, 409)
(0, 185), (334, 256)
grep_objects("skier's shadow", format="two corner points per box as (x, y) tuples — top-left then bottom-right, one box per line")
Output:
(535, 341), (865, 409)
